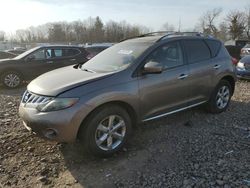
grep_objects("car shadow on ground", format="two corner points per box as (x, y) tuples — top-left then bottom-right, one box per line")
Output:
(0, 85), (26, 96)
(58, 99), (250, 187)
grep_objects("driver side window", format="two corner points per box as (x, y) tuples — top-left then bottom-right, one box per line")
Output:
(28, 49), (46, 60)
(146, 42), (184, 69)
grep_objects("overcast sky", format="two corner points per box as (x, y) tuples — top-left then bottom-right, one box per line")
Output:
(0, 0), (249, 33)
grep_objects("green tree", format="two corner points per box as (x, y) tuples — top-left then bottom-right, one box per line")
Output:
(93, 16), (104, 42)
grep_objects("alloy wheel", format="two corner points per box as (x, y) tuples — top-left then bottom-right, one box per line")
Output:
(4, 73), (21, 88)
(216, 85), (230, 109)
(95, 115), (126, 151)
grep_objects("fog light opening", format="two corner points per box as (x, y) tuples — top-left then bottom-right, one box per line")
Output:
(44, 129), (57, 139)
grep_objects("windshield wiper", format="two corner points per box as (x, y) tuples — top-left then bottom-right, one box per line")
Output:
(82, 68), (96, 73)
(73, 63), (83, 69)
(73, 63), (95, 73)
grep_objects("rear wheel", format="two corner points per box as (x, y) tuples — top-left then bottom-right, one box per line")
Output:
(1, 71), (22, 88)
(79, 105), (132, 157)
(206, 80), (232, 113)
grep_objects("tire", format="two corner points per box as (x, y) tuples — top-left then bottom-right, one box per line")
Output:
(206, 80), (232, 113)
(79, 105), (132, 157)
(1, 71), (22, 89)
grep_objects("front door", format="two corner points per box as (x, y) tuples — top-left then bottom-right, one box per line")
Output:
(138, 41), (190, 121)
(22, 48), (51, 79)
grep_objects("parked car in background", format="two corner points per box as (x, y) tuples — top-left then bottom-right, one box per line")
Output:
(0, 51), (17, 59)
(240, 43), (250, 58)
(6, 49), (26, 55)
(236, 55), (250, 80)
(225, 45), (241, 60)
(0, 45), (89, 88)
(85, 44), (112, 59)
(19, 32), (236, 157)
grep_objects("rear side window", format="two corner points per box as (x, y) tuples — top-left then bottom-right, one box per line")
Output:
(66, 48), (80, 56)
(205, 40), (221, 57)
(54, 49), (63, 57)
(86, 47), (106, 54)
(182, 40), (211, 63)
(46, 48), (64, 58)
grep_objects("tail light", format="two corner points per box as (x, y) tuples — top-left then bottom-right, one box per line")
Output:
(231, 57), (238, 65)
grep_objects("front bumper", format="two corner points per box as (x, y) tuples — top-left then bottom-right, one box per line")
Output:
(236, 69), (250, 80)
(19, 102), (92, 143)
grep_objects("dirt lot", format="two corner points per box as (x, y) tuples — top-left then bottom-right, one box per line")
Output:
(0, 81), (249, 188)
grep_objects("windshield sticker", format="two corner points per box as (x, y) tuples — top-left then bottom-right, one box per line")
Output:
(118, 50), (133, 55)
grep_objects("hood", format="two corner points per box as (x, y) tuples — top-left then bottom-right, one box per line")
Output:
(28, 66), (114, 96)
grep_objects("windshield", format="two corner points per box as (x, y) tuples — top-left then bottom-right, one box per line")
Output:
(81, 41), (150, 72)
(13, 47), (40, 60)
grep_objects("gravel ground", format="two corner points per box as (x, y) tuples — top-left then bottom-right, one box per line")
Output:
(0, 81), (249, 188)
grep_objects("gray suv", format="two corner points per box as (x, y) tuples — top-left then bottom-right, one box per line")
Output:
(19, 32), (236, 156)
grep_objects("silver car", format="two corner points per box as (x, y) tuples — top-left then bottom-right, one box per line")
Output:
(19, 32), (236, 156)
(240, 43), (250, 58)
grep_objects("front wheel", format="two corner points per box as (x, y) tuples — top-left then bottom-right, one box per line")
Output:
(79, 105), (132, 157)
(206, 80), (232, 113)
(1, 71), (22, 88)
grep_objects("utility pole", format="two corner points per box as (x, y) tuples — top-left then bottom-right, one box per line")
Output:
(178, 17), (181, 32)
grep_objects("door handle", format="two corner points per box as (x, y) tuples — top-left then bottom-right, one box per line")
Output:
(213, 64), (221, 69)
(46, 61), (53, 64)
(178, 74), (188, 80)
(70, 59), (76, 61)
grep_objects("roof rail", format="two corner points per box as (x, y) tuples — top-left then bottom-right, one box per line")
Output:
(120, 31), (212, 42)
(157, 32), (208, 41)
(119, 31), (175, 42)
(138, 31), (175, 37)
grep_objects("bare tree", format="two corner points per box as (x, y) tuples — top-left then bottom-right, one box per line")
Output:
(48, 23), (66, 42)
(105, 21), (123, 42)
(217, 22), (229, 42)
(0, 31), (5, 41)
(8, 16), (150, 44)
(226, 10), (246, 40)
(162, 22), (175, 31)
(198, 8), (222, 36)
(36, 24), (50, 42)
(72, 21), (87, 43)
(245, 5), (250, 39)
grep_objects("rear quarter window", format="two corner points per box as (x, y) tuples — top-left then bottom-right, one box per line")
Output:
(182, 40), (211, 64)
(205, 40), (221, 57)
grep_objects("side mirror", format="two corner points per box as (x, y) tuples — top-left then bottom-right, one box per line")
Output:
(142, 61), (163, 74)
(26, 55), (35, 62)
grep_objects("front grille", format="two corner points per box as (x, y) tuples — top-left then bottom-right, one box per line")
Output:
(21, 90), (52, 105)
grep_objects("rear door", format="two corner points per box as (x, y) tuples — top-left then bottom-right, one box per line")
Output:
(181, 39), (215, 104)
(138, 41), (190, 120)
(44, 48), (80, 68)
(50, 48), (83, 66)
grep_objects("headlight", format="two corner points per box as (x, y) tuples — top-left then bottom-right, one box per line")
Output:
(237, 62), (245, 70)
(36, 98), (79, 112)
